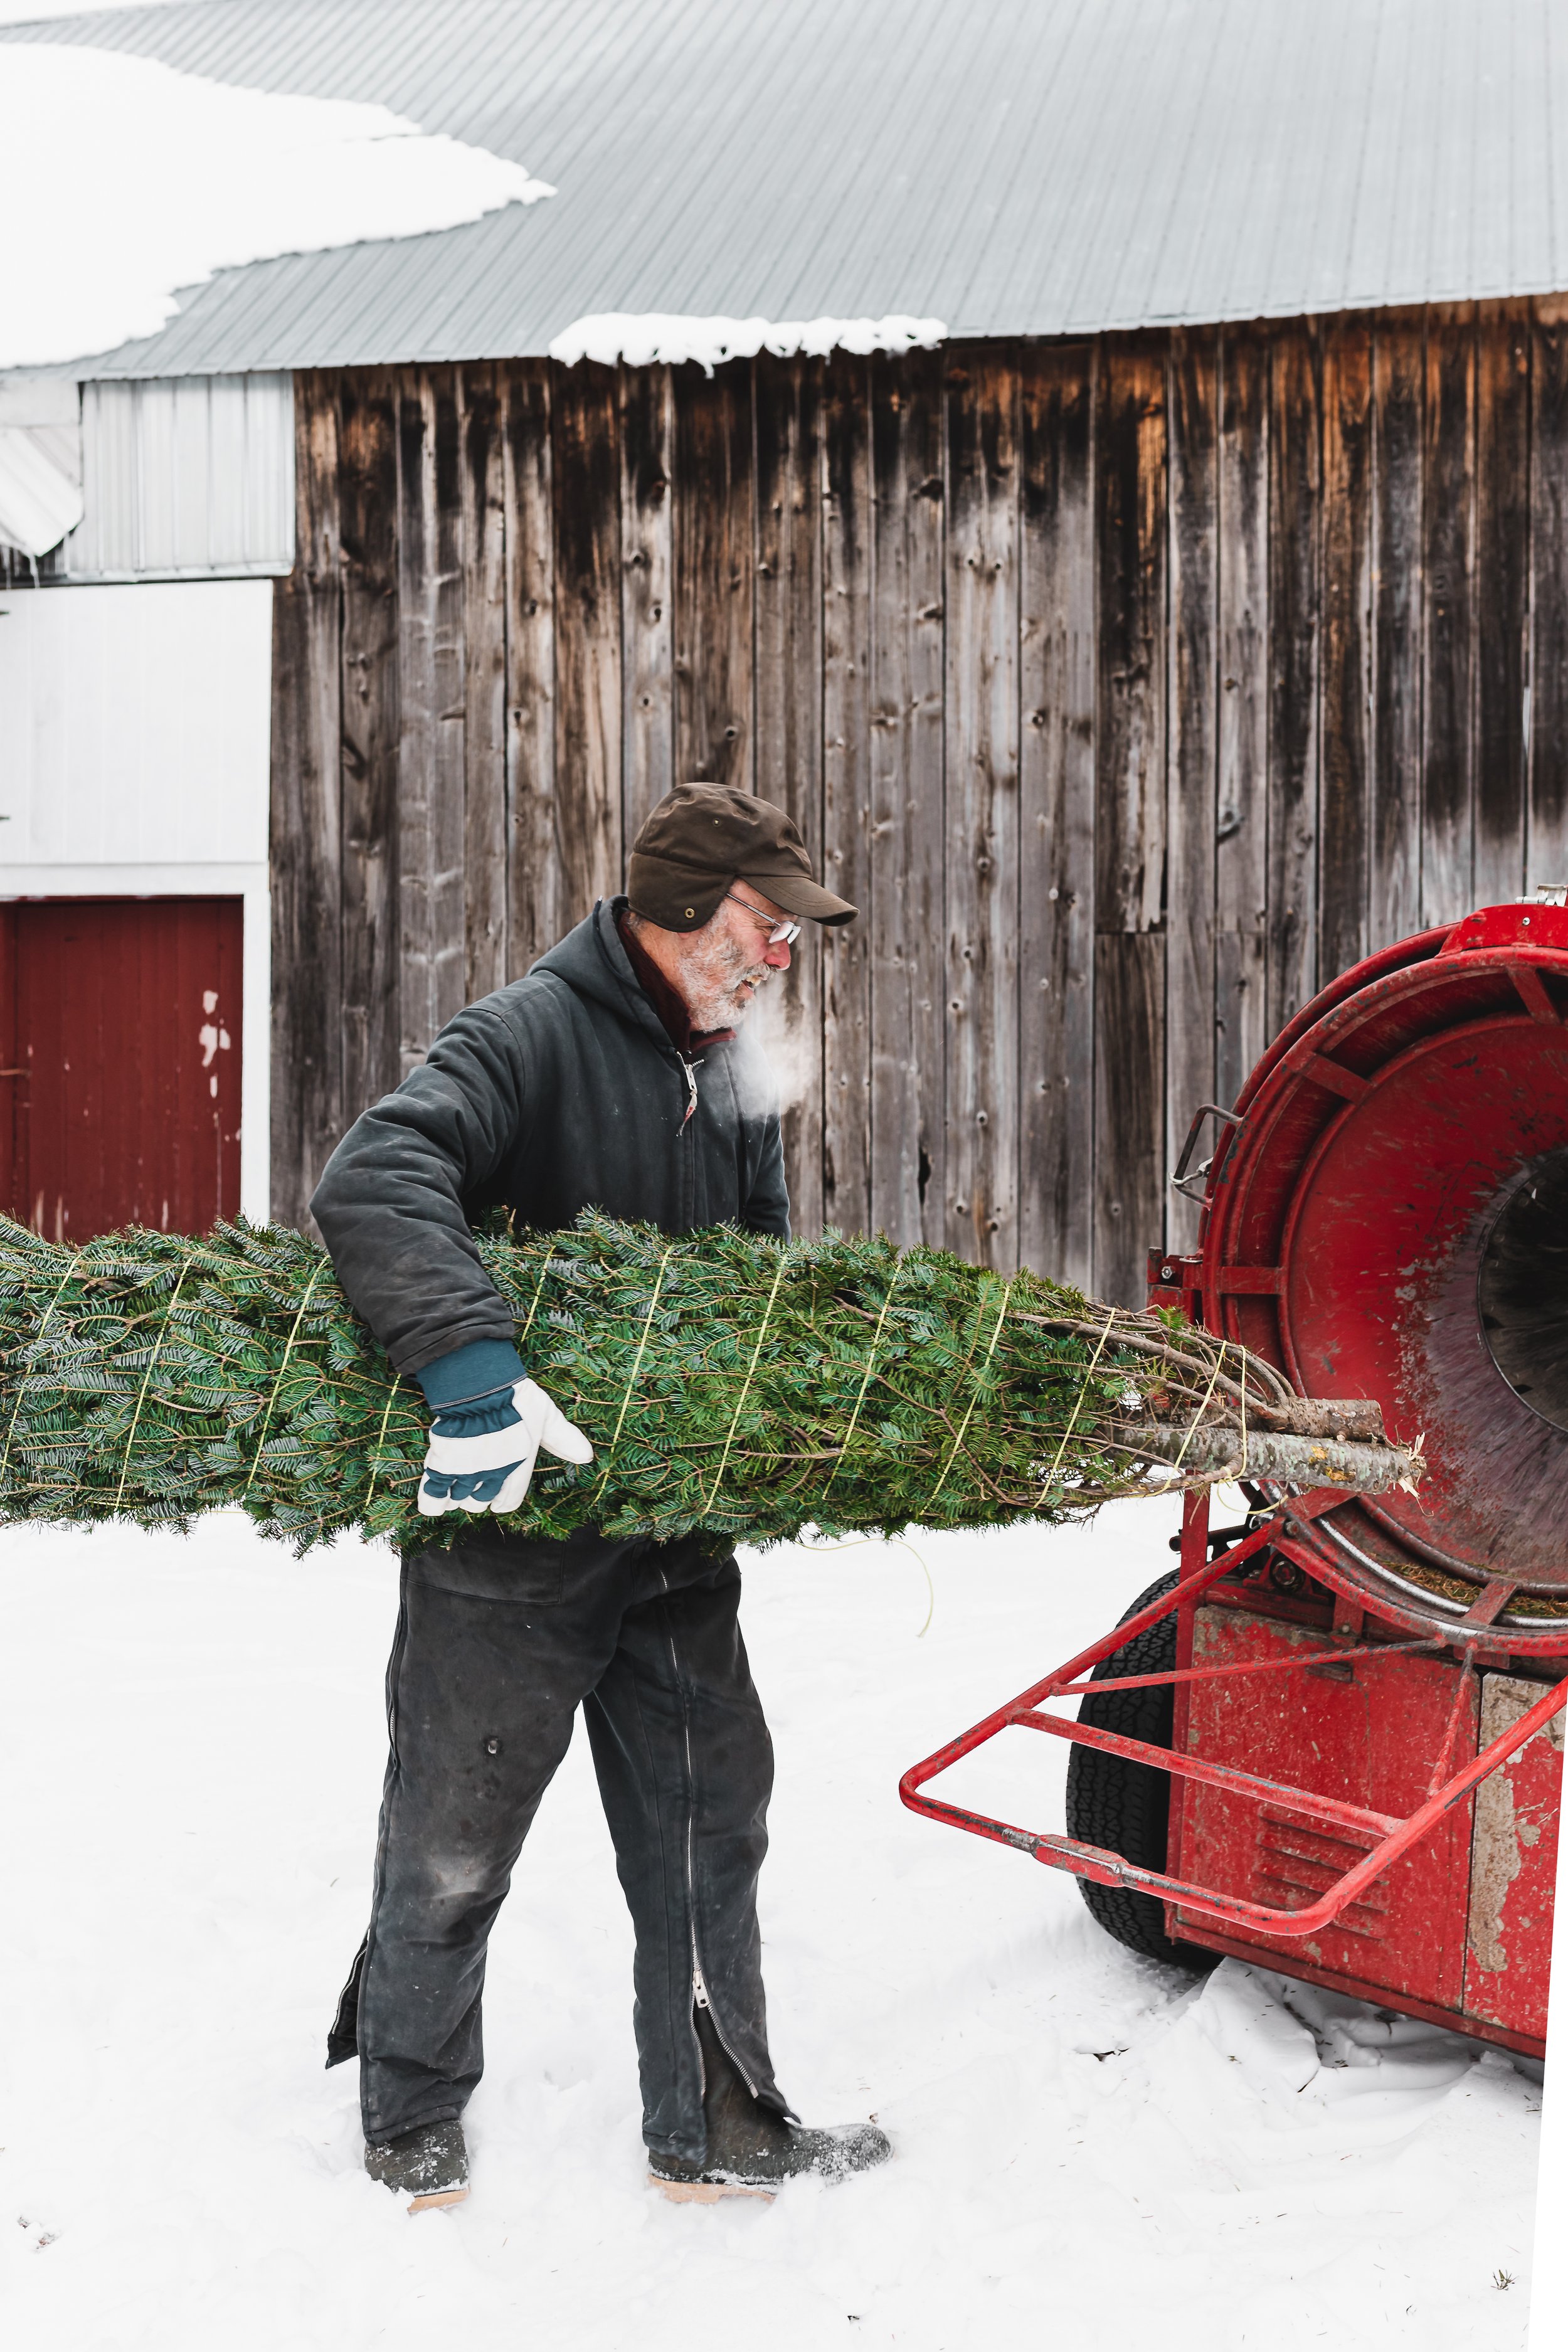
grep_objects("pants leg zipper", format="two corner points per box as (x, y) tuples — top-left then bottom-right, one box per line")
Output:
(657, 1571), (760, 2100)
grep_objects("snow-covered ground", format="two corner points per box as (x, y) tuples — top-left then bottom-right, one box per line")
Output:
(0, 1502), (1539, 2349)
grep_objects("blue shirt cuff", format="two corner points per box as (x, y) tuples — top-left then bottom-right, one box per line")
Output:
(415, 1340), (527, 1409)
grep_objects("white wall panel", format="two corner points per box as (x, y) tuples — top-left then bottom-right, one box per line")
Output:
(0, 578), (273, 1217)
(0, 579), (272, 864)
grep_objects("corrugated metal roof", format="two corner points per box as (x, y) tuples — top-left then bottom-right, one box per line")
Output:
(8, 0), (1568, 374)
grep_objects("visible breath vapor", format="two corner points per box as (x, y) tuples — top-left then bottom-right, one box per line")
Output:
(732, 978), (818, 1124)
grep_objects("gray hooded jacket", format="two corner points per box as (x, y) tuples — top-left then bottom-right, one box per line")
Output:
(310, 898), (789, 1375)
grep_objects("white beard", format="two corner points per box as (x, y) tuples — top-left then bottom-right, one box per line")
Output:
(681, 928), (776, 1032)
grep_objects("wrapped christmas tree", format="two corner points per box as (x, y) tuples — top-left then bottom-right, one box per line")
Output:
(0, 1212), (1415, 1552)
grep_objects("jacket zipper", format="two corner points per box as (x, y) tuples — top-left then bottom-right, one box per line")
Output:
(676, 1055), (700, 1229)
(657, 1569), (760, 2100)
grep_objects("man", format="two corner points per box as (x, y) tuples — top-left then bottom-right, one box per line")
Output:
(312, 784), (892, 2212)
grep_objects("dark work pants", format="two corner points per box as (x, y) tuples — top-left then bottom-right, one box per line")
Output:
(327, 1525), (790, 2161)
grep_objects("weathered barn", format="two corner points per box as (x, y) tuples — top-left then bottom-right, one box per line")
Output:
(5, 0), (1568, 1301)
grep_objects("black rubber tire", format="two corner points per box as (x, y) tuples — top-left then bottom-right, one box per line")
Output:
(1063, 1568), (1221, 1972)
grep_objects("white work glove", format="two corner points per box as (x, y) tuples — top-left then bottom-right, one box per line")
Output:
(418, 1377), (594, 1517)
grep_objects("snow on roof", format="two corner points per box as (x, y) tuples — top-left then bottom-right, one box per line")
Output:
(6, 0), (1568, 376)
(548, 315), (949, 376)
(0, 43), (548, 369)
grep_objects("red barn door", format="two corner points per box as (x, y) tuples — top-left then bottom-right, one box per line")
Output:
(0, 898), (243, 1240)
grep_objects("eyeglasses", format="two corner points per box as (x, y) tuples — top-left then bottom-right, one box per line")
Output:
(724, 891), (801, 947)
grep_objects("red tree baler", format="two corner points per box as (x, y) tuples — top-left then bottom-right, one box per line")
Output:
(903, 903), (1568, 2056)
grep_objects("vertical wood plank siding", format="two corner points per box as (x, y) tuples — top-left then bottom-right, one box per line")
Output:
(753, 354), (825, 1236)
(1018, 345), (1095, 1289)
(1212, 330), (1271, 1120)
(945, 353), (1020, 1269)
(1164, 331), (1218, 1258)
(869, 347), (946, 1249)
(1094, 343), (1166, 1305)
(272, 310), (1560, 1298)
(501, 362), (556, 975)
(462, 366), (510, 1007)
(1318, 319), (1374, 985)
(333, 374), (400, 1129)
(270, 371), (343, 1220)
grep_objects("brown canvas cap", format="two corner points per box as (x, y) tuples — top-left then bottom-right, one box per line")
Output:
(626, 783), (857, 931)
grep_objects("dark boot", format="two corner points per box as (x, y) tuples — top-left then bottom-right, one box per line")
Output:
(648, 2006), (891, 2202)
(364, 2118), (469, 2212)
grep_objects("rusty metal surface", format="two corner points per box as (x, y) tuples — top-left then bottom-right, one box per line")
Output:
(1173, 1608), (1478, 2010)
(1465, 1674), (1564, 2040)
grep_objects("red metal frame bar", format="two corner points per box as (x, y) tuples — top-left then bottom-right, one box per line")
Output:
(898, 1495), (1568, 1940)
(1047, 1633), (1443, 1698)
(1426, 1652), (1480, 1796)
